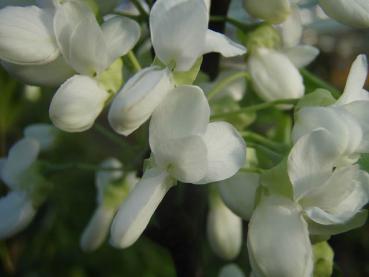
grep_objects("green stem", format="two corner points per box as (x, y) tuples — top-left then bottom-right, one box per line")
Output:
(40, 161), (124, 173)
(113, 11), (141, 20)
(300, 69), (341, 98)
(94, 124), (133, 148)
(127, 51), (142, 73)
(240, 167), (264, 174)
(247, 142), (282, 160)
(211, 98), (298, 119)
(210, 15), (258, 31)
(131, 0), (148, 19)
(242, 131), (287, 152)
(207, 72), (250, 100)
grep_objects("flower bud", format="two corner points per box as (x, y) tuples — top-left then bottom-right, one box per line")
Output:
(243, 0), (291, 24)
(207, 192), (242, 260)
(49, 75), (109, 132)
(319, 0), (369, 28)
(248, 48), (304, 102)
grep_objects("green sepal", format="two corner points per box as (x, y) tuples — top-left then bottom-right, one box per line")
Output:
(97, 58), (124, 94)
(295, 89), (336, 112)
(102, 177), (131, 209)
(173, 57), (203, 85)
(260, 158), (293, 198)
(313, 241), (334, 277)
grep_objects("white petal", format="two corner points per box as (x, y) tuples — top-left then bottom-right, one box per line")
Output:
(150, 0), (208, 71)
(151, 136), (208, 183)
(278, 8), (303, 48)
(1, 55), (75, 87)
(336, 54), (369, 105)
(54, 1), (109, 75)
(202, 30), (246, 58)
(288, 129), (341, 200)
(108, 66), (173, 136)
(80, 205), (116, 252)
(24, 123), (58, 150)
(219, 264), (245, 277)
(0, 191), (36, 239)
(101, 16), (141, 64)
(319, 0), (369, 28)
(292, 106), (363, 161)
(0, 6), (58, 65)
(248, 196), (313, 277)
(303, 167), (369, 225)
(1, 138), (40, 190)
(248, 48), (304, 102)
(244, 0), (291, 24)
(218, 172), (260, 220)
(110, 168), (173, 248)
(207, 197), (242, 260)
(96, 158), (124, 204)
(49, 75), (109, 132)
(283, 45), (319, 68)
(195, 122), (246, 184)
(149, 85), (210, 144)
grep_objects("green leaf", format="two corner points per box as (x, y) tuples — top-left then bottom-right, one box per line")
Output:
(313, 241), (334, 277)
(97, 58), (124, 94)
(295, 89), (336, 111)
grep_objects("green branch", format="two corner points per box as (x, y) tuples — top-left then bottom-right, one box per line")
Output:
(207, 71), (250, 100)
(127, 51), (142, 73)
(300, 69), (341, 98)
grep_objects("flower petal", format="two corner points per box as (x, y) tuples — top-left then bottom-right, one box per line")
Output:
(302, 166), (369, 225)
(101, 16), (141, 64)
(288, 128), (341, 200)
(80, 205), (116, 252)
(248, 48), (304, 102)
(248, 195), (313, 277)
(1, 55), (75, 87)
(108, 66), (173, 136)
(283, 45), (319, 68)
(219, 264), (245, 277)
(244, 0), (291, 24)
(201, 30), (246, 58)
(319, 0), (369, 28)
(336, 54), (369, 105)
(149, 85), (210, 144)
(279, 8), (303, 48)
(218, 172), (260, 220)
(207, 196), (242, 260)
(0, 5), (58, 65)
(24, 124), (58, 151)
(110, 168), (173, 248)
(54, 1), (109, 75)
(49, 75), (109, 132)
(0, 191), (36, 239)
(151, 136), (208, 183)
(195, 122), (246, 184)
(1, 138), (40, 190)
(150, 0), (208, 71)
(292, 106), (363, 162)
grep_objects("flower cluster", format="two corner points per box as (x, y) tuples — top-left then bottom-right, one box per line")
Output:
(1, 0), (369, 276)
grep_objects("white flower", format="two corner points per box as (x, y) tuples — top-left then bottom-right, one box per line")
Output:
(243, 0), (291, 24)
(48, 1), (140, 132)
(110, 85), (246, 248)
(319, 0), (369, 28)
(108, 0), (246, 136)
(248, 128), (369, 276)
(207, 191), (242, 260)
(0, 139), (40, 239)
(80, 158), (138, 252)
(249, 48), (304, 102)
(293, 55), (369, 163)
(248, 195), (313, 277)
